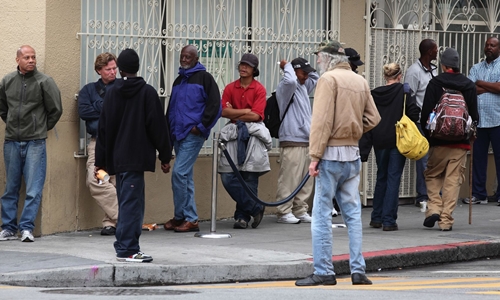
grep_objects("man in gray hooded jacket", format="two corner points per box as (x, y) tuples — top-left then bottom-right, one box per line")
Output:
(274, 57), (318, 224)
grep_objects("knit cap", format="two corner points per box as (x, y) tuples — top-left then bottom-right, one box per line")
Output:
(117, 48), (140, 73)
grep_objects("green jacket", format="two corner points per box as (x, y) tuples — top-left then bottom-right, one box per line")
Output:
(0, 68), (62, 141)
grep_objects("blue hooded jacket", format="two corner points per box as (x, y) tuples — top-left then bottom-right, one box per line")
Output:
(168, 62), (221, 141)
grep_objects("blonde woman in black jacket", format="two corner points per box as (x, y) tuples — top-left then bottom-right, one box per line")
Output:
(360, 63), (420, 231)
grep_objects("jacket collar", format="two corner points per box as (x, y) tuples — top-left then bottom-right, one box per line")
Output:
(17, 67), (36, 78)
(330, 62), (352, 71)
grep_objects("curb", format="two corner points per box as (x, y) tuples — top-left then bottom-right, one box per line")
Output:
(332, 240), (500, 274)
(2, 241), (499, 287)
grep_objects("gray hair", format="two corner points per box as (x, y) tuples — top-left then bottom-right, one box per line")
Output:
(327, 53), (349, 70)
(317, 52), (349, 75)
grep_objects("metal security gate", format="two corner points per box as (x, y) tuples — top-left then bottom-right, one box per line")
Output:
(363, 0), (500, 200)
(77, 0), (340, 155)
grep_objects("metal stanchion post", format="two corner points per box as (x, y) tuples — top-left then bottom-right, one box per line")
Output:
(195, 132), (231, 238)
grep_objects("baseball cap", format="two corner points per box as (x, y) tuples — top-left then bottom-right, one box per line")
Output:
(239, 53), (259, 68)
(291, 57), (316, 73)
(344, 48), (364, 66)
(314, 40), (345, 55)
(440, 47), (460, 68)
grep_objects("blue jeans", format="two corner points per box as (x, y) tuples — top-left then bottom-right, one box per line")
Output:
(416, 124), (428, 202)
(472, 126), (500, 200)
(372, 148), (406, 226)
(172, 133), (205, 222)
(1, 140), (46, 233)
(114, 171), (145, 258)
(221, 171), (262, 223)
(311, 159), (366, 275)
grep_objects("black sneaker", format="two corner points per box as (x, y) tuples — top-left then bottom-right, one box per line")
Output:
(101, 226), (116, 236)
(295, 274), (337, 286)
(116, 251), (153, 263)
(423, 214), (440, 228)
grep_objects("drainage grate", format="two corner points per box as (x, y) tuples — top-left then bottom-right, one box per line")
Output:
(41, 288), (199, 296)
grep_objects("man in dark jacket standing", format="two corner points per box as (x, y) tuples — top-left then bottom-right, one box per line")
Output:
(420, 47), (478, 231)
(95, 48), (172, 262)
(78, 52), (119, 236)
(0, 45), (62, 242)
(164, 45), (221, 232)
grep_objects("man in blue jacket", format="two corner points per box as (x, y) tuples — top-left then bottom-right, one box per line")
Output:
(165, 45), (222, 232)
(78, 52), (119, 236)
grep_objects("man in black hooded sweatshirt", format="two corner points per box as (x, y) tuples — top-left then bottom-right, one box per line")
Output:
(420, 47), (478, 231)
(95, 48), (172, 262)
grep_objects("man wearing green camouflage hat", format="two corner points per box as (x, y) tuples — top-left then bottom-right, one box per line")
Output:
(295, 40), (380, 287)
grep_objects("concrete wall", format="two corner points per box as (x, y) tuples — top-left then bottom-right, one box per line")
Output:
(0, 0), (49, 235)
(339, 0), (366, 75)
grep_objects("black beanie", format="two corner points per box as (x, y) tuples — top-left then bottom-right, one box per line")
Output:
(117, 48), (140, 74)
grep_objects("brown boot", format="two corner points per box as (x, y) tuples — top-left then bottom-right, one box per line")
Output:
(163, 218), (184, 230)
(174, 220), (200, 232)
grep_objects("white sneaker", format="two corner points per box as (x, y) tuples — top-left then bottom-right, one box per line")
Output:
(297, 213), (312, 223)
(116, 251), (153, 263)
(332, 208), (339, 217)
(21, 230), (34, 242)
(0, 229), (18, 241)
(277, 213), (301, 224)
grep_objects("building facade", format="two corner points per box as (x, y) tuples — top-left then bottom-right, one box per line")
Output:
(0, 0), (498, 234)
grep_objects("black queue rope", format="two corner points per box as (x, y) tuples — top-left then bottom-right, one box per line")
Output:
(218, 141), (311, 207)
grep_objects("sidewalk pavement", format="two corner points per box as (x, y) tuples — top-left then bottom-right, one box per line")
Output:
(1, 202), (500, 287)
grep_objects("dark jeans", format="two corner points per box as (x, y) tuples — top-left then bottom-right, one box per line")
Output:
(114, 171), (145, 258)
(416, 123), (428, 202)
(372, 148), (406, 226)
(221, 172), (263, 222)
(472, 126), (500, 200)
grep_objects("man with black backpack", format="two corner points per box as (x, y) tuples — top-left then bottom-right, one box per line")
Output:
(274, 58), (319, 224)
(420, 47), (478, 231)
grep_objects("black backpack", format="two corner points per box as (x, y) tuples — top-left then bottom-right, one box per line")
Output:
(264, 92), (294, 138)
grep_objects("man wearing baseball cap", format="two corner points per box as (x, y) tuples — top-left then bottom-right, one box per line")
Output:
(345, 48), (364, 73)
(219, 53), (269, 230)
(274, 57), (318, 224)
(295, 40), (380, 286)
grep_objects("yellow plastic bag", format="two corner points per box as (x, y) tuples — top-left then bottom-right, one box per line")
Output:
(395, 94), (429, 160)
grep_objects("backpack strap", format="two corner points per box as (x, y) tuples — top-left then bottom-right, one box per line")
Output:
(402, 83), (410, 117)
(281, 93), (295, 121)
(403, 82), (410, 94)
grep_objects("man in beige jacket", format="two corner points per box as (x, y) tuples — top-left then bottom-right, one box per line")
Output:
(295, 40), (380, 287)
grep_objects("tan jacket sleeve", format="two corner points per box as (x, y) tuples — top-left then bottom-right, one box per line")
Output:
(309, 76), (336, 161)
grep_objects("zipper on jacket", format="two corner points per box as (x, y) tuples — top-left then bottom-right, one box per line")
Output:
(18, 76), (26, 141)
(32, 113), (37, 135)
